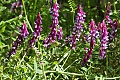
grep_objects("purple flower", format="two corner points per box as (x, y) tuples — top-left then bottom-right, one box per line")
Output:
(106, 15), (118, 43)
(10, 41), (18, 55)
(105, 2), (118, 42)
(33, 12), (42, 37)
(73, 5), (86, 34)
(19, 22), (29, 38)
(85, 20), (99, 43)
(106, 15), (112, 24)
(8, 22), (29, 58)
(82, 20), (98, 66)
(29, 37), (36, 46)
(29, 12), (42, 47)
(82, 37), (95, 66)
(44, 2), (62, 47)
(106, 2), (111, 16)
(70, 34), (77, 50)
(65, 5), (85, 50)
(108, 19), (118, 42)
(11, 0), (22, 12)
(57, 27), (63, 40)
(82, 48), (92, 66)
(105, 2), (112, 24)
(99, 20), (108, 59)
(50, 0), (53, 4)
(49, 0), (53, 14)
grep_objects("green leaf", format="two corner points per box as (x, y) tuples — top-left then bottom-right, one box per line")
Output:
(26, 63), (33, 70)
(2, 74), (9, 79)
(50, 41), (61, 48)
(100, 75), (103, 80)
(95, 76), (98, 80)
(27, 77), (31, 80)
(41, 12), (47, 16)
(34, 57), (37, 71)
(36, 69), (42, 74)
(0, 66), (3, 72)
(0, 26), (6, 33)
(0, 6), (6, 12)
(81, 67), (88, 72)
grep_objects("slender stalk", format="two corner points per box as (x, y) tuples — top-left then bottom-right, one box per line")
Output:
(72, 12), (75, 25)
(42, 64), (47, 80)
(106, 50), (108, 77)
(103, 76), (120, 79)
(22, 0), (33, 32)
(61, 50), (71, 68)
(113, 1), (116, 13)
(55, 56), (77, 80)
(64, 59), (78, 71)
(45, 70), (86, 76)
(0, 17), (19, 25)
(18, 49), (27, 66)
(32, 73), (36, 80)
(53, 50), (71, 70)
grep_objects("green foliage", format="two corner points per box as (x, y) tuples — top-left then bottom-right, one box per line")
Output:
(68, 0), (76, 13)
(0, 0), (120, 80)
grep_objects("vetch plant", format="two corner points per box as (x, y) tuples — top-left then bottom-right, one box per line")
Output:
(85, 19), (99, 43)
(82, 20), (98, 66)
(11, 0), (22, 12)
(105, 2), (111, 16)
(57, 27), (63, 40)
(105, 2), (118, 42)
(29, 12), (42, 47)
(11, 0), (23, 16)
(65, 5), (85, 50)
(44, 2), (63, 47)
(7, 22), (29, 59)
(99, 20), (108, 59)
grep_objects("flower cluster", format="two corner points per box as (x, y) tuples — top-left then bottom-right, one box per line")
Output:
(82, 38), (94, 66)
(57, 27), (63, 40)
(44, 2), (63, 47)
(29, 12), (42, 47)
(82, 20), (98, 65)
(85, 20), (99, 43)
(105, 2), (118, 42)
(107, 19), (118, 42)
(65, 5), (85, 50)
(99, 20), (108, 59)
(11, 0), (22, 12)
(8, 22), (29, 58)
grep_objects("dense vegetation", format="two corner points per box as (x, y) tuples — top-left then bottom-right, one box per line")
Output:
(0, 0), (120, 79)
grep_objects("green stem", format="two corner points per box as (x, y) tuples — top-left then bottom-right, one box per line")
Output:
(106, 50), (108, 77)
(22, 0), (33, 32)
(72, 12), (75, 25)
(42, 64), (46, 80)
(45, 71), (86, 76)
(18, 50), (26, 66)
(61, 51), (71, 68)
(0, 17), (19, 25)
(103, 76), (120, 79)
(53, 50), (71, 70)
(113, 1), (116, 13)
